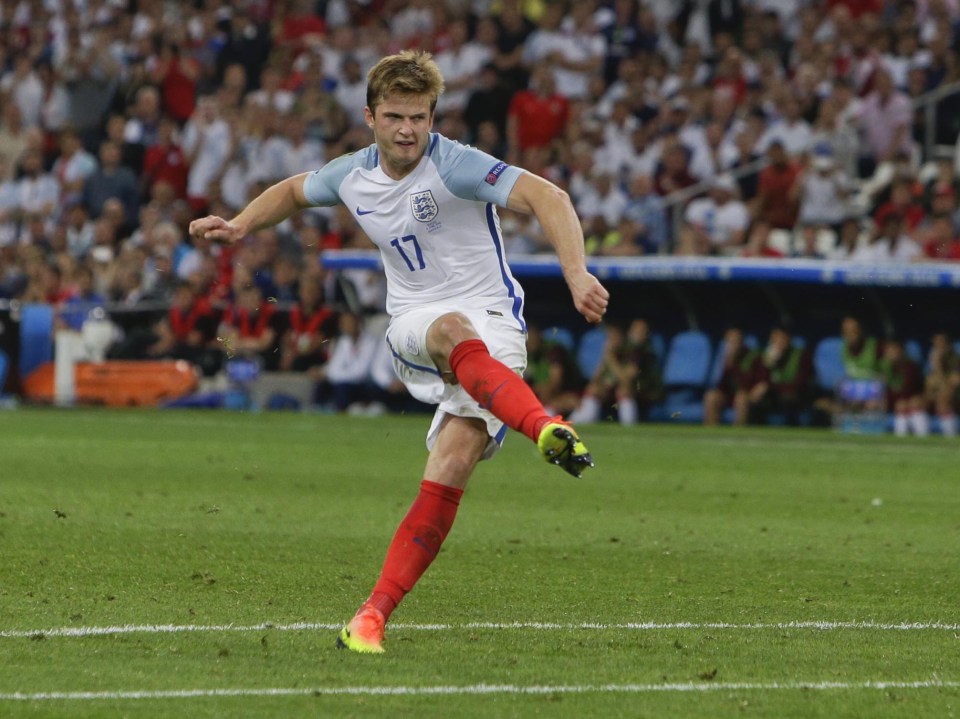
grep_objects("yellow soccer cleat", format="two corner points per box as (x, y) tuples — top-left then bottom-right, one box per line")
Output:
(537, 419), (595, 478)
(336, 606), (386, 654)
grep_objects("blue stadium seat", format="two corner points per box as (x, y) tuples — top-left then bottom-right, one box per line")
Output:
(19, 304), (54, 379)
(661, 331), (713, 387)
(0, 349), (8, 391)
(576, 327), (607, 379)
(543, 326), (575, 351)
(651, 331), (713, 422)
(813, 337), (845, 391)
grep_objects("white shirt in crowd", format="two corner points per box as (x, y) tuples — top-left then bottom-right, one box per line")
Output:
(182, 117), (232, 199)
(326, 330), (380, 385)
(684, 196), (750, 249)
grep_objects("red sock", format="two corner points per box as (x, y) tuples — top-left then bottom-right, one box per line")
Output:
(364, 480), (464, 621)
(448, 338), (552, 442)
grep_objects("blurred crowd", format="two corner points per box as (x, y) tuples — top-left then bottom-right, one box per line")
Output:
(3, 0), (960, 397)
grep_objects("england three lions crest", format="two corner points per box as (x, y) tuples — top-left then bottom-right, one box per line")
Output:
(410, 190), (439, 222)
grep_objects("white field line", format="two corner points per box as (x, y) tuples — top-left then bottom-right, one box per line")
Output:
(1, 680), (959, 701)
(2, 620), (959, 639)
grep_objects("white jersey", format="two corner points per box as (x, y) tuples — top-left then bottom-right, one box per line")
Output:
(302, 134), (527, 329)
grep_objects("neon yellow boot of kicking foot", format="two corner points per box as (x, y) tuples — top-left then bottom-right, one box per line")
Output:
(537, 418), (595, 478)
(336, 606), (386, 654)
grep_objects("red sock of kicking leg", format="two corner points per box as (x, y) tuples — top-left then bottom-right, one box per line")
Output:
(363, 480), (464, 622)
(448, 338), (553, 442)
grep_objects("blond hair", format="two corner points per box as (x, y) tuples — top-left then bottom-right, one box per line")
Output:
(366, 50), (445, 114)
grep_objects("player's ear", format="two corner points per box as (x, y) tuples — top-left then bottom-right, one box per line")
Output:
(364, 106), (375, 129)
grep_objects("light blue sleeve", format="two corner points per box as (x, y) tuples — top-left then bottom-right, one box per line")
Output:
(428, 134), (524, 207)
(301, 146), (376, 206)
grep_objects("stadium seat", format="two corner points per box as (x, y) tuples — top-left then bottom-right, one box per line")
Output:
(19, 304), (54, 380)
(813, 336), (846, 391)
(576, 327), (607, 379)
(543, 326), (575, 351)
(0, 349), (8, 391)
(651, 330), (713, 422)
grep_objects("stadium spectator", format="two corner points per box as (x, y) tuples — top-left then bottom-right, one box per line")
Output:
(855, 68), (914, 175)
(0, 105), (29, 182)
(105, 113), (145, 177)
(851, 213), (922, 263)
(622, 173), (668, 254)
(1, 55), (44, 130)
(146, 279), (222, 377)
(752, 140), (801, 231)
(921, 213), (960, 260)
(923, 331), (960, 437)
(793, 151), (851, 232)
(142, 116), (189, 202)
(123, 86), (163, 150)
(523, 324), (585, 418)
(653, 138), (698, 201)
(61, 42), (120, 152)
(703, 325), (760, 426)
(57, 264), (106, 332)
(577, 168), (629, 230)
(51, 128), (98, 209)
(463, 63), (513, 145)
(182, 94), (232, 213)
(506, 63), (569, 155)
(873, 178), (925, 233)
(219, 282), (280, 371)
(313, 310), (380, 412)
(757, 94), (813, 159)
(434, 18), (491, 118)
(677, 174), (750, 256)
(15, 148), (59, 220)
(569, 318), (662, 425)
(81, 140), (140, 228)
(880, 337), (925, 437)
(523, 1), (605, 102)
(279, 274), (336, 373)
(743, 324), (814, 426)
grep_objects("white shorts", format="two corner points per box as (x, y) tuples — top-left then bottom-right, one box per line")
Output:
(385, 297), (527, 460)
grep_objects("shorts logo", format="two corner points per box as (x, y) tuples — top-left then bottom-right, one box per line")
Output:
(485, 161), (508, 185)
(485, 309), (503, 317)
(410, 190), (439, 222)
(405, 331), (420, 356)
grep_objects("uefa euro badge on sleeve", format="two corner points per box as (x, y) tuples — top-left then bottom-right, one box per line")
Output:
(410, 190), (439, 222)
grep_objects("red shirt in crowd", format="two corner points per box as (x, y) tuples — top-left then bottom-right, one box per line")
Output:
(874, 201), (925, 232)
(924, 238), (960, 260)
(756, 162), (802, 229)
(507, 91), (569, 151)
(142, 142), (189, 199)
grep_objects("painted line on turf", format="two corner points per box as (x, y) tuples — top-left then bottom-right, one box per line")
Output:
(3, 620), (960, 639)
(1, 680), (958, 701)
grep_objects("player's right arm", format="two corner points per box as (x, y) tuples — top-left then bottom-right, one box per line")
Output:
(189, 173), (313, 244)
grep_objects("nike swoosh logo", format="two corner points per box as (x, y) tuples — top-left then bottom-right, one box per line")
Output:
(356, 207), (376, 216)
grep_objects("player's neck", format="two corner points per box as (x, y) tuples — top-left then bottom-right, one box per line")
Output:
(379, 156), (422, 181)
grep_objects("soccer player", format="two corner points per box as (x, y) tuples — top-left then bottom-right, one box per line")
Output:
(188, 50), (609, 654)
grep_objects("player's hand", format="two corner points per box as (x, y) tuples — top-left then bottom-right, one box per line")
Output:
(189, 215), (243, 244)
(568, 270), (609, 324)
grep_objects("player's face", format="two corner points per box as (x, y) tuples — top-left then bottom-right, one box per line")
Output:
(365, 94), (434, 180)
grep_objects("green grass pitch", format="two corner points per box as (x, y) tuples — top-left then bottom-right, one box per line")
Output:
(0, 408), (958, 718)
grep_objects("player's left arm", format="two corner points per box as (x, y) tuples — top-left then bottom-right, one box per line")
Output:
(506, 172), (609, 323)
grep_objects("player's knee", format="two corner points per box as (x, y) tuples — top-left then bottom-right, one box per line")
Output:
(427, 312), (480, 363)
